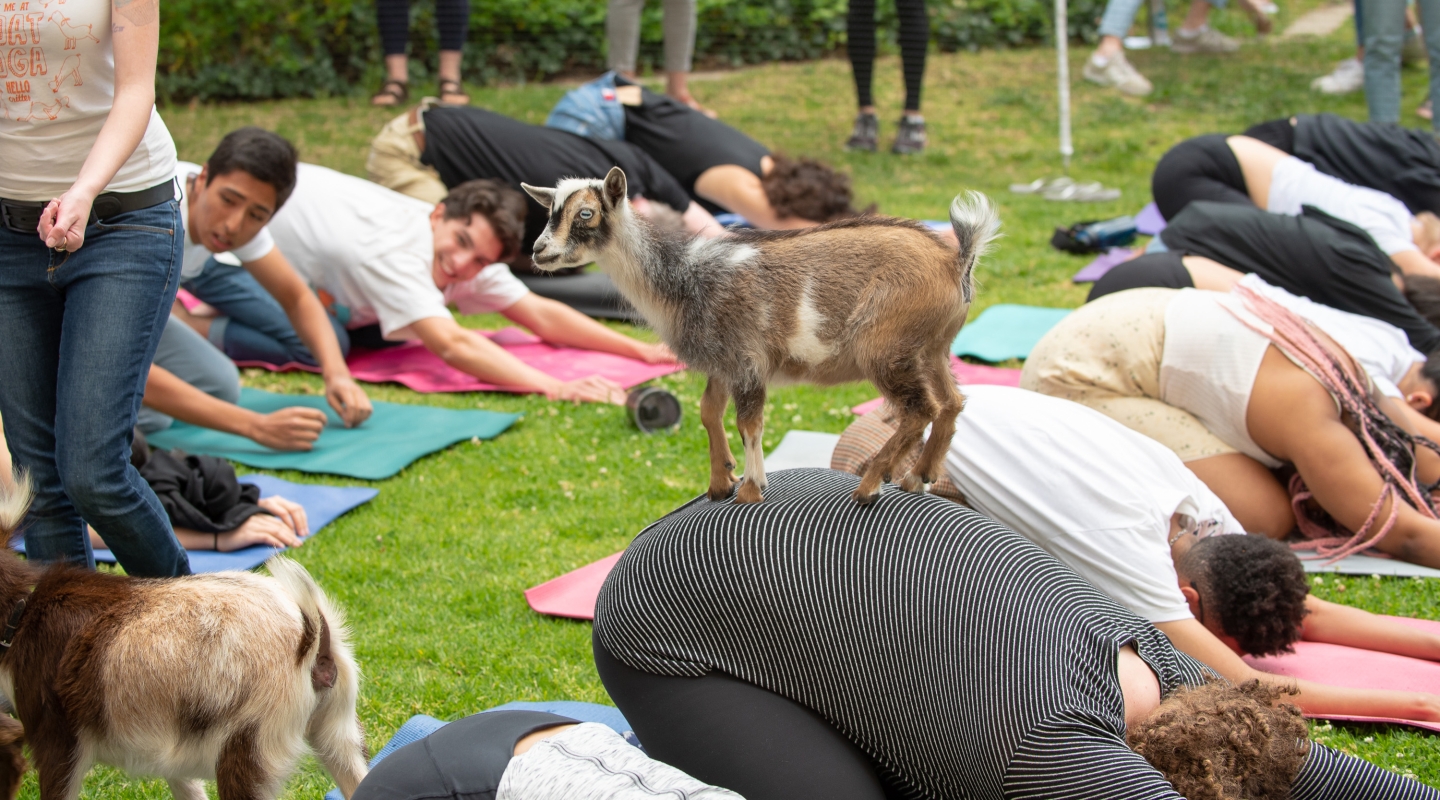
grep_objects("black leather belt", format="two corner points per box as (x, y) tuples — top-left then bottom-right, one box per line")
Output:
(0, 179), (177, 235)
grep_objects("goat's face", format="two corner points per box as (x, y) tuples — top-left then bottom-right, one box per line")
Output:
(522, 167), (628, 270)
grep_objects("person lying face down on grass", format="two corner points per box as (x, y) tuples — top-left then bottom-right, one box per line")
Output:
(262, 166), (675, 405)
(593, 469), (1440, 800)
(833, 383), (1440, 723)
(167, 127), (372, 428)
(1097, 200), (1440, 355)
(547, 73), (868, 230)
(1242, 114), (1440, 220)
(1151, 133), (1440, 281)
(1023, 279), (1440, 568)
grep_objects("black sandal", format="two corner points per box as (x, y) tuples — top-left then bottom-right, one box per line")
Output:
(370, 79), (409, 107)
(438, 78), (470, 106)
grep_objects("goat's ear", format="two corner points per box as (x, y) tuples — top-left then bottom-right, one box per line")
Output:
(522, 183), (555, 210)
(603, 167), (628, 209)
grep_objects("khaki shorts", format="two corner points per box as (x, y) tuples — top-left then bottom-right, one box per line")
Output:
(1019, 288), (1237, 463)
(367, 105), (449, 205)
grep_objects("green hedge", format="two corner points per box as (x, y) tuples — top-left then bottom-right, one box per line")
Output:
(158, 0), (1103, 101)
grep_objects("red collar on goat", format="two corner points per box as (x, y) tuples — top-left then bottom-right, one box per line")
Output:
(0, 590), (32, 650)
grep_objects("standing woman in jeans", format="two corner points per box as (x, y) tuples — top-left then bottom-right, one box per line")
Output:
(0, 0), (191, 577)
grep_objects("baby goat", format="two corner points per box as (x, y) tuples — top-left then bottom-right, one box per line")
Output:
(0, 479), (367, 800)
(523, 167), (999, 504)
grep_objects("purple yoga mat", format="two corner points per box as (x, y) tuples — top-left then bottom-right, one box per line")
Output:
(1072, 248), (1136, 283)
(1135, 202), (1166, 235)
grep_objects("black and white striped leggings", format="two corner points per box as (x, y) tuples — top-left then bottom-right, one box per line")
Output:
(848, 0), (930, 111)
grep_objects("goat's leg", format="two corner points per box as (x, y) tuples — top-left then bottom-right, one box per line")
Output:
(701, 376), (739, 500)
(903, 360), (967, 493)
(30, 723), (87, 800)
(855, 409), (931, 505)
(167, 779), (207, 800)
(215, 727), (283, 800)
(307, 696), (368, 799)
(732, 384), (768, 504)
(0, 716), (24, 800)
(855, 365), (936, 504)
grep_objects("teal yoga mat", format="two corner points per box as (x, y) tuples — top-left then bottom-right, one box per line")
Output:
(951, 304), (1072, 362)
(145, 389), (520, 479)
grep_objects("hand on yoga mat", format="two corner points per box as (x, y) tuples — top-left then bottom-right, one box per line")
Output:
(551, 376), (629, 405)
(248, 407), (328, 451)
(220, 511), (305, 552)
(258, 495), (309, 538)
(324, 375), (373, 428)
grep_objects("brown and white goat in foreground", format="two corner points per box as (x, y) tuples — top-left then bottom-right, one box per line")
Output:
(0, 479), (367, 800)
(523, 167), (1000, 504)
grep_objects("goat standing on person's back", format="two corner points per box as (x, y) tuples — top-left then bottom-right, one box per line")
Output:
(523, 167), (1000, 504)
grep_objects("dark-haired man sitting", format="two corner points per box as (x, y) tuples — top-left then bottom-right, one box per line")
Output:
(170, 127), (372, 427)
(833, 384), (1440, 720)
(260, 165), (674, 404)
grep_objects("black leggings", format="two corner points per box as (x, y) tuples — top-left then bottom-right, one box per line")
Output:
(1243, 118), (1297, 154)
(594, 636), (892, 800)
(1086, 252), (1194, 302)
(377, 0), (471, 57)
(848, 0), (929, 111)
(1151, 134), (1255, 221)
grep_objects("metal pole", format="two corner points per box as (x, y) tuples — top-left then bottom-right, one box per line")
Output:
(1055, 0), (1073, 174)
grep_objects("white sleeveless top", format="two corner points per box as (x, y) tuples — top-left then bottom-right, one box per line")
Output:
(0, 0), (177, 201)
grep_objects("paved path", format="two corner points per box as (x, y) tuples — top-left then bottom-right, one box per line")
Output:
(1281, 2), (1353, 39)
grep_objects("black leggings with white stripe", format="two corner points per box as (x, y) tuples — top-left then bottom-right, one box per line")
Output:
(848, 0), (929, 111)
(594, 637), (889, 800)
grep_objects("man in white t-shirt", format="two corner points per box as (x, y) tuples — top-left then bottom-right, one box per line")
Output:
(168, 128), (372, 428)
(262, 165), (675, 404)
(833, 384), (1440, 719)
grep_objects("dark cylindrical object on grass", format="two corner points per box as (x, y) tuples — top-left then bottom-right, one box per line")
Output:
(627, 387), (682, 433)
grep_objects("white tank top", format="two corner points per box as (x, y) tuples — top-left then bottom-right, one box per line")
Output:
(0, 0), (177, 201)
(1159, 289), (1280, 467)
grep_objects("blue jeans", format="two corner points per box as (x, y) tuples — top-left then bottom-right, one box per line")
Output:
(182, 257), (349, 366)
(1098, 0), (1216, 39)
(1363, 0), (1440, 130)
(0, 200), (190, 577)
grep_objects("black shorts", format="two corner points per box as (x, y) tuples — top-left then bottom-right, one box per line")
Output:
(1242, 118), (1296, 154)
(1151, 134), (1253, 221)
(1087, 252), (1193, 302)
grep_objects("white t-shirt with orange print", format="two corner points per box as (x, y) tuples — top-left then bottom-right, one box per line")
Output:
(0, 0), (177, 201)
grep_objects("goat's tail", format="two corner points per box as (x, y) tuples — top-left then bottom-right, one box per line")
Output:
(266, 557), (369, 798)
(948, 190), (1002, 304)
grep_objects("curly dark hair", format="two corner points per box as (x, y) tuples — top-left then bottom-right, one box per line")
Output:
(1179, 535), (1309, 657)
(760, 155), (868, 223)
(439, 179), (528, 264)
(1128, 680), (1309, 800)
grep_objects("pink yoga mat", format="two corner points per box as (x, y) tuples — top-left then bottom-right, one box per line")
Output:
(525, 552), (625, 619)
(239, 328), (683, 394)
(1244, 616), (1440, 732)
(851, 358), (1023, 415)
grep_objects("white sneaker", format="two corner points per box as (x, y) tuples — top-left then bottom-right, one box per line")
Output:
(1311, 56), (1364, 94)
(1171, 25), (1240, 53)
(1082, 53), (1154, 96)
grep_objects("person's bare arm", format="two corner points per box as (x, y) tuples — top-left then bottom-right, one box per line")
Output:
(243, 248), (372, 427)
(693, 165), (817, 230)
(144, 365), (327, 450)
(1181, 255), (1246, 292)
(502, 294), (676, 364)
(410, 316), (627, 404)
(1389, 249), (1440, 281)
(1156, 617), (1440, 720)
(39, 0), (162, 250)
(1302, 596), (1440, 660)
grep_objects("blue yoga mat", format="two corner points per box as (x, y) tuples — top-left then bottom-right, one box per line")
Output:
(951, 304), (1072, 362)
(324, 701), (636, 800)
(15, 475), (379, 573)
(145, 389), (520, 479)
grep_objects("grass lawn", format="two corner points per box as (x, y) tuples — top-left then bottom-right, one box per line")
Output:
(53, 5), (1440, 796)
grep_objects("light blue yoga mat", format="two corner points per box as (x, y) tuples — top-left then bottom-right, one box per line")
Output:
(323, 702), (636, 800)
(145, 388), (520, 479)
(16, 475), (378, 573)
(951, 304), (1072, 362)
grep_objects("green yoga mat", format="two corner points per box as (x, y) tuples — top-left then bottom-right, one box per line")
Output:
(951, 304), (1072, 363)
(145, 389), (520, 479)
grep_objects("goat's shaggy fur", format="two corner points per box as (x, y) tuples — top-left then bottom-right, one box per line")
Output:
(0, 478), (367, 800)
(523, 167), (1000, 503)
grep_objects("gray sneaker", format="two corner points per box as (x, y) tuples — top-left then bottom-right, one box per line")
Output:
(1171, 26), (1240, 53)
(891, 114), (927, 155)
(1082, 53), (1154, 96)
(845, 112), (879, 152)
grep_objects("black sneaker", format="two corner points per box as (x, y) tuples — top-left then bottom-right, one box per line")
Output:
(892, 114), (927, 155)
(845, 112), (879, 152)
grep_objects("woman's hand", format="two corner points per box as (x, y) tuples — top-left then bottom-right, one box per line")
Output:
(257, 495), (309, 538)
(550, 376), (628, 405)
(37, 189), (98, 251)
(218, 512), (304, 552)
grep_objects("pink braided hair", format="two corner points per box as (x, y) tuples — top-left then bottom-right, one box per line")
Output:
(1225, 285), (1438, 562)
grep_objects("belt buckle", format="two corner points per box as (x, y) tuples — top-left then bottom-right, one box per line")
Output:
(0, 200), (41, 235)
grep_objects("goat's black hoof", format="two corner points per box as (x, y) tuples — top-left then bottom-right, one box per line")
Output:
(853, 487), (881, 506)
